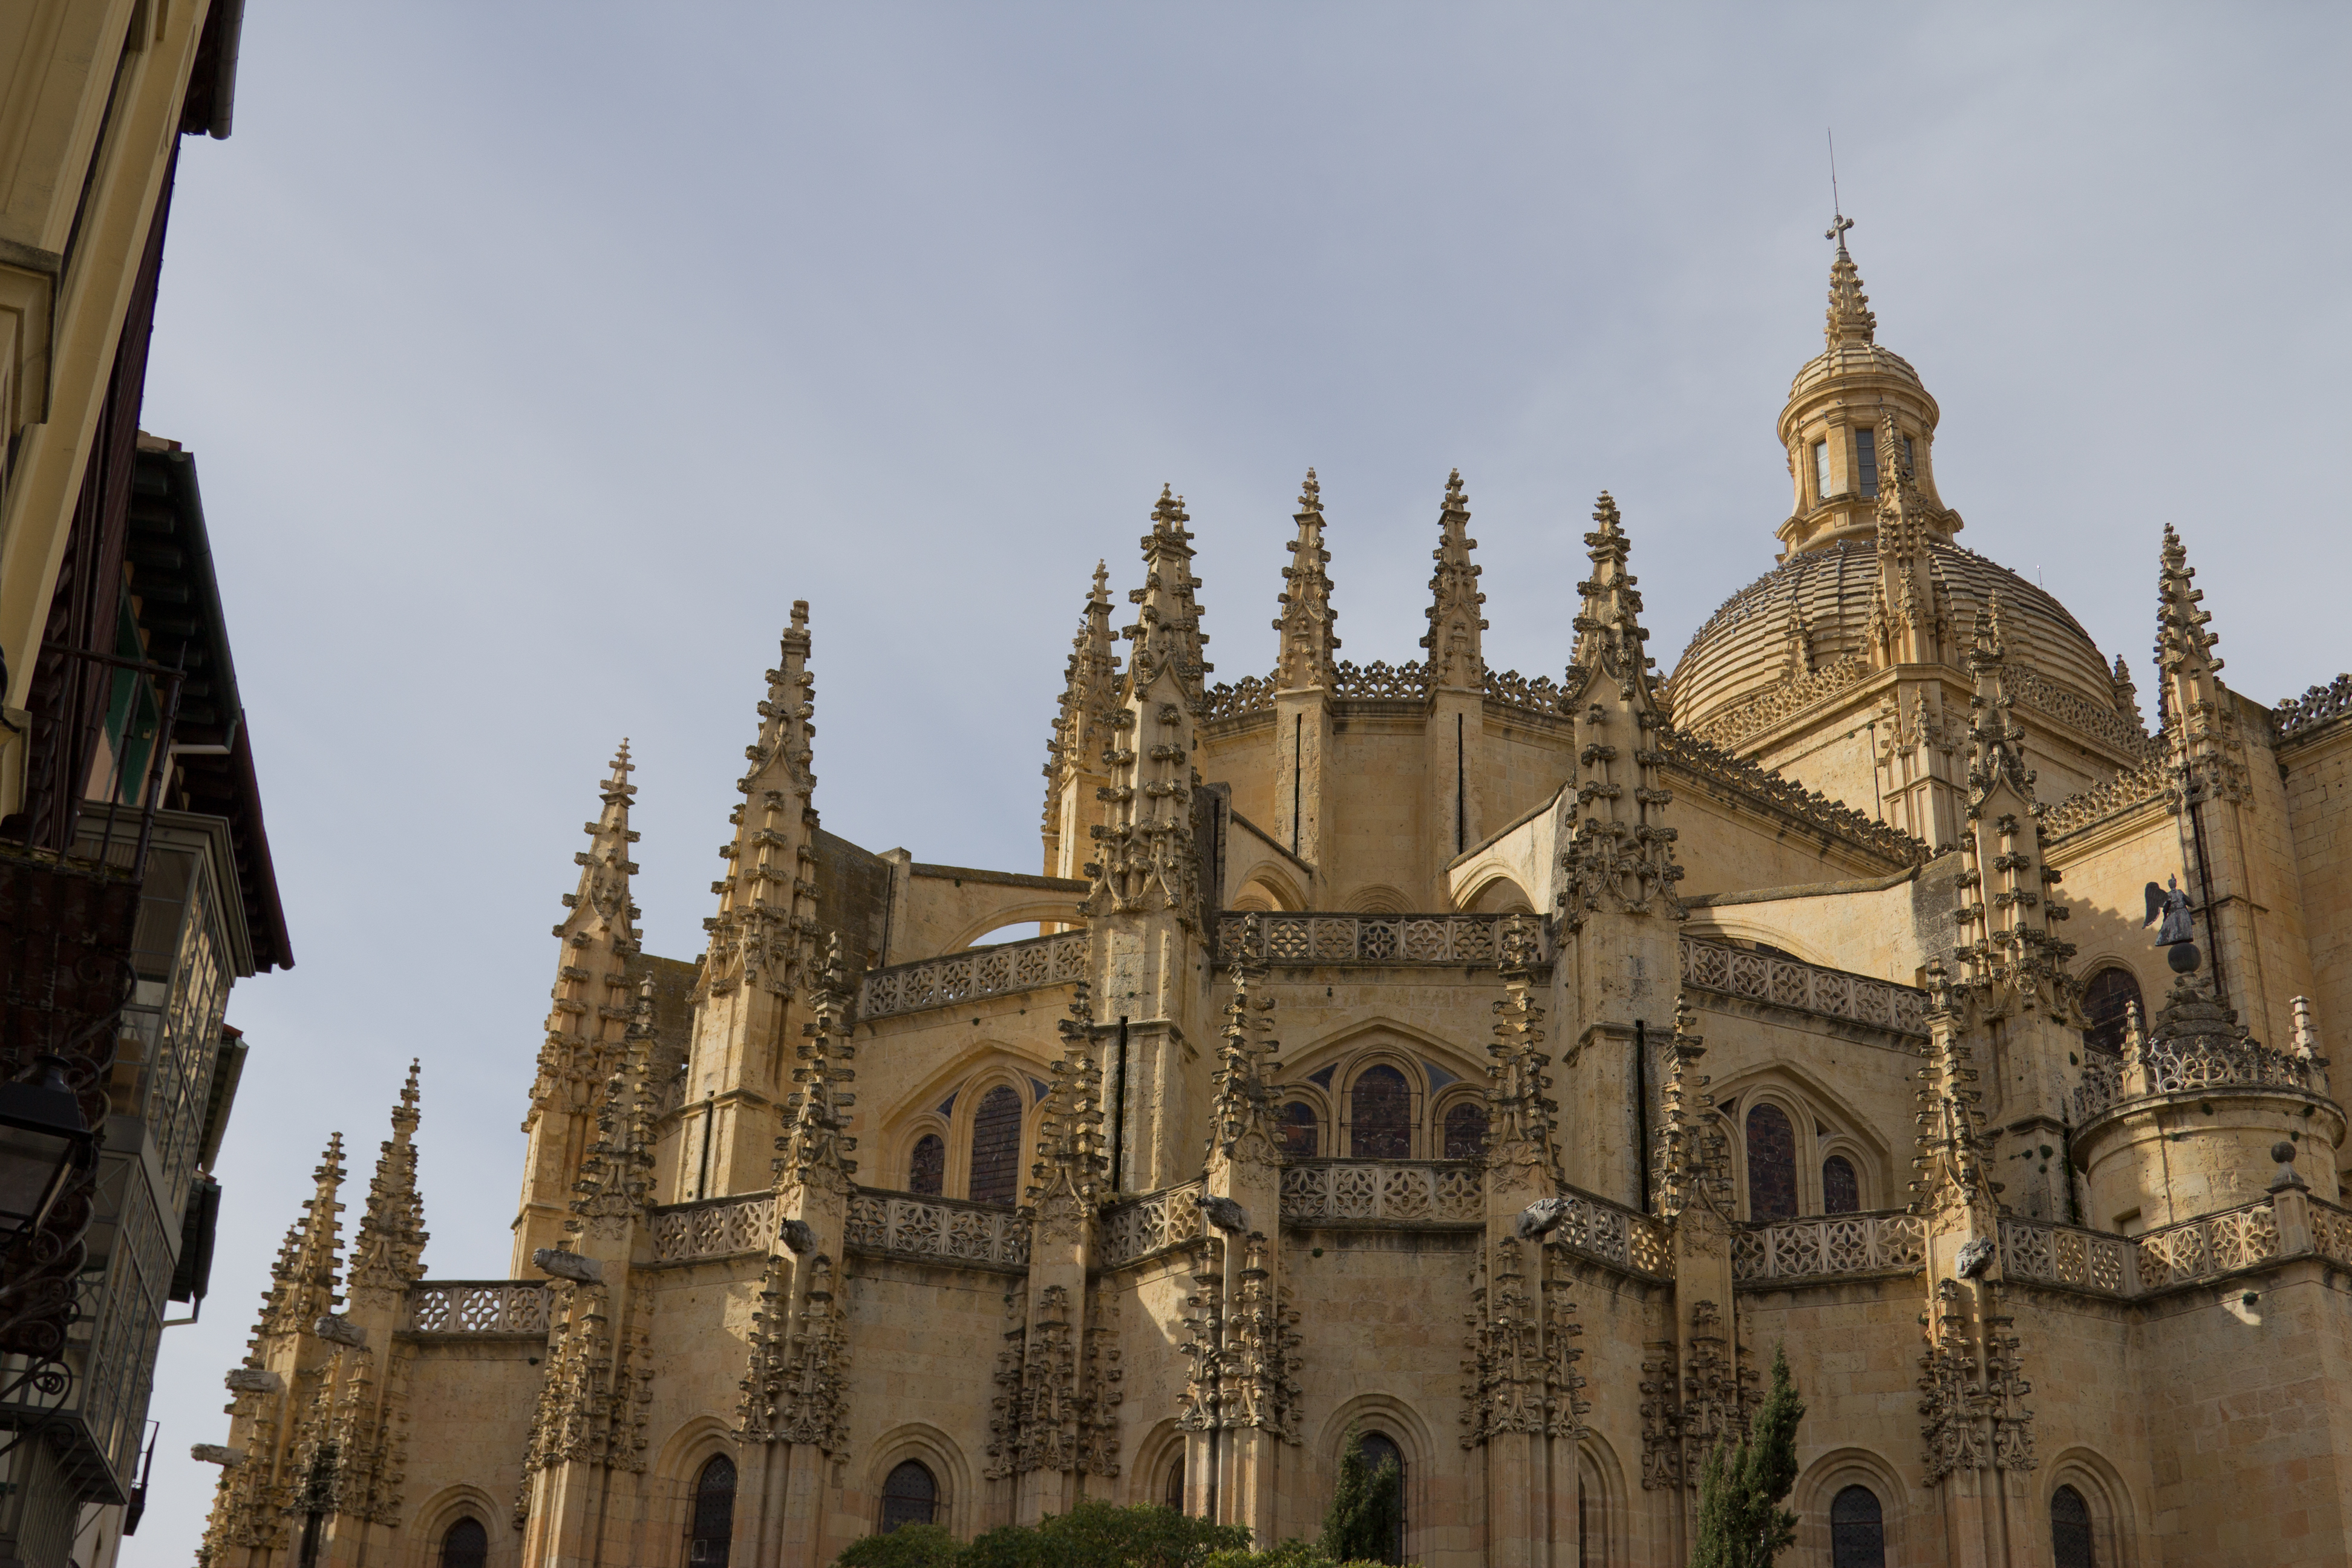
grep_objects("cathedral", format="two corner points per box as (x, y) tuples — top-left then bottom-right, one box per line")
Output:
(194, 232), (2352, 1568)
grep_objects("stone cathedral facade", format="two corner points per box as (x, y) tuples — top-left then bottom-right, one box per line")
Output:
(195, 238), (2352, 1568)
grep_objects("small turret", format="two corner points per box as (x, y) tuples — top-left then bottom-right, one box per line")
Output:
(1421, 470), (1486, 690)
(1273, 469), (1339, 691)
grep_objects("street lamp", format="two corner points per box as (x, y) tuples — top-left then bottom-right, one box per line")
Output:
(0, 1057), (94, 1250)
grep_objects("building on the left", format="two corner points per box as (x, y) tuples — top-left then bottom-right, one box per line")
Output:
(0, 6), (293, 1567)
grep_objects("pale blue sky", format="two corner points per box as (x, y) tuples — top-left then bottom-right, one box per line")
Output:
(131, 5), (2352, 1555)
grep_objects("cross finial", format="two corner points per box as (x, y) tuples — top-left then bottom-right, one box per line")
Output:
(1826, 212), (1854, 249)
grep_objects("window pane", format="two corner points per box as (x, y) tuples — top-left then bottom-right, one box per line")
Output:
(1814, 441), (1831, 500)
(969, 1085), (1024, 1206)
(1278, 1102), (1319, 1160)
(1745, 1103), (1799, 1221)
(693, 1455), (737, 1567)
(2081, 969), (2144, 1056)
(1350, 1067), (1411, 1159)
(1823, 1155), (1860, 1215)
(440, 1519), (488, 1568)
(1856, 428), (1879, 498)
(2052, 1485), (2094, 1568)
(908, 1134), (945, 1196)
(1165, 1457), (1186, 1511)
(882, 1460), (938, 1532)
(1901, 434), (1915, 472)
(1356, 1432), (1405, 1565)
(1442, 1102), (1488, 1161)
(1830, 1485), (1885, 1568)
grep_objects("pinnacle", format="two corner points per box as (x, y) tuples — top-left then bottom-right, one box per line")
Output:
(1297, 467), (1321, 517)
(1825, 231), (1878, 348)
(393, 1057), (420, 1137)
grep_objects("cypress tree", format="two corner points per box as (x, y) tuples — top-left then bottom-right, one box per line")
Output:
(1690, 1344), (1806, 1568)
(1319, 1423), (1403, 1565)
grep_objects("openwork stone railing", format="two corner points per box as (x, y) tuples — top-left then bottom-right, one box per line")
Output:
(1689, 658), (1870, 751)
(404, 1281), (550, 1335)
(1999, 1218), (2131, 1296)
(846, 1190), (1031, 1269)
(1679, 938), (1927, 1037)
(860, 930), (1088, 1021)
(1201, 675), (1275, 722)
(2010, 665), (2158, 760)
(2134, 1201), (2279, 1291)
(1199, 662), (1567, 723)
(649, 1194), (777, 1263)
(2043, 760), (2173, 840)
(1218, 913), (1539, 969)
(1546, 1189), (1673, 1278)
(2075, 1037), (2327, 1124)
(1279, 1161), (1483, 1224)
(1483, 667), (1566, 717)
(1732, 1211), (1925, 1283)
(2276, 674), (2352, 742)
(2307, 1199), (2352, 1270)
(1098, 1181), (1206, 1269)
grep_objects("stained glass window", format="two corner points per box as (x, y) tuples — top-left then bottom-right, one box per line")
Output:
(969, 1085), (1023, 1206)
(1442, 1102), (1488, 1161)
(882, 1460), (938, 1532)
(909, 1134), (945, 1196)
(2052, 1485), (2094, 1567)
(1830, 1485), (1885, 1568)
(1745, 1103), (1799, 1221)
(1278, 1102), (1319, 1159)
(2081, 968), (2143, 1056)
(439, 1518), (488, 1568)
(692, 1455), (736, 1567)
(1350, 1066), (1411, 1159)
(1823, 1154), (1860, 1215)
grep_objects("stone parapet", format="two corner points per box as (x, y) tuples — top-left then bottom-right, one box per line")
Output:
(1097, 1181), (1204, 1270)
(1679, 935), (1929, 1037)
(1731, 1210), (1926, 1284)
(647, 1192), (776, 1264)
(843, 1189), (1031, 1270)
(857, 930), (1087, 1020)
(402, 1281), (551, 1336)
(1215, 912), (1540, 969)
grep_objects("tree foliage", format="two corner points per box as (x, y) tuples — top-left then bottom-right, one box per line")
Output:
(829, 1498), (1385, 1568)
(1318, 1423), (1403, 1566)
(1690, 1343), (1807, 1568)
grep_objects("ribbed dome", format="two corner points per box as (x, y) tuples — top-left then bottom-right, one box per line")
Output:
(1668, 539), (2119, 735)
(1788, 339), (1925, 402)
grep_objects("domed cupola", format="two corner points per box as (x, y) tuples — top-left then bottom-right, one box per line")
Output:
(1775, 220), (1955, 558)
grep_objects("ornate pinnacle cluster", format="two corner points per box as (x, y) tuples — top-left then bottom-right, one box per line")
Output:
(526, 745), (643, 1138)
(1569, 492), (1650, 687)
(702, 603), (822, 1002)
(1422, 469), (1486, 689)
(556, 742), (642, 953)
(1044, 563), (1122, 831)
(347, 1062), (428, 1304)
(1652, 997), (1731, 1223)
(2155, 523), (2222, 685)
(1964, 599), (2031, 801)
(1481, 923), (1558, 1178)
(1125, 486), (1212, 702)
(1273, 468), (1339, 690)
(259, 1135), (347, 1337)
(1910, 961), (2001, 1219)
(1031, 983), (1108, 1209)
(776, 935), (860, 1188)
(1207, 937), (1282, 1165)
(569, 978), (659, 1234)
(1824, 230), (1877, 348)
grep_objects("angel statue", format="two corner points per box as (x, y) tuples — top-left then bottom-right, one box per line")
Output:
(2143, 875), (2195, 947)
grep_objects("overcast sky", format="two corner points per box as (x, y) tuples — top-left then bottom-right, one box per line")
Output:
(128, 4), (2352, 1555)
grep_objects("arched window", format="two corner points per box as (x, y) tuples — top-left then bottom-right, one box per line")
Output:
(2051, 1484), (2094, 1568)
(880, 1460), (937, 1533)
(1356, 1431), (1406, 1565)
(439, 1518), (488, 1568)
(1822, 1154), (1861, 1215)
(1830, 1484), (1885, 1568)
(1278, 1102), (1319, 1159)
(1350, 1066), (1412, 1159)
(969, 1085), (1023, 1206)
(908, 1134), (946, 1196)
(1745, 1102), (1799, 1221)
(1164, 1455), (1185, 1511)
(691, 1454), (737, 1567)
(1442, 1102), (1488, 1161)
(2081, 968), (2143, 1056)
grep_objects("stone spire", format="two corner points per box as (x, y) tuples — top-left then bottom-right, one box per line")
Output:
(1422, 469), (1486, 690)
(1206, 949), (1282, 1168)
(1126, 486), (1212, 702)
(1558, 494), (1682, 931)
(1651, 997), (1730, 1224)
(260, 1134), (347, 1338)
(1031, 983), (1108, 1214)
(1825, 230), (1877, 347)
(702, 603), (822, 1004)
(776, 935), (859, 1190)
(516, 745), (642, 1242)
(347, 1063), (427, 1307)
(1273, 468), (1339, 691)
(2155, 522), (2227, 742)
(1953, 598), (2074, 999)
(1910, 961), (2001, 1223)
(1481, 923), (1558, 1183)
(1044, 561), (1122, 862)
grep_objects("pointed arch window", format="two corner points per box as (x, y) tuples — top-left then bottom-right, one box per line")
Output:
(1277, 1102), (1319, 1159)
(907, 1133), (945, 1196)
(1349, 1067), (1411, 1159)
(2051, 1485), (2094, 1567)
(1745, 1103), (1799, 1221)
(1830, 1485), (1885, 1567)
(2081, 967), (2144, 1056)
(881, 1460), (938, 1532)
(1823, 1154), (1861, 1215)
(1442, 1102), (1488, 1161)
(691, 1454), (737, 1566)
(439, 1518), (488, 1568)
(969, 1085), (1023, 1206)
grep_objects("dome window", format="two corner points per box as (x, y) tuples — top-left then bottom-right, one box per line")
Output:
(1812, 440), (1831, 503)
(1855, 426), (1880, 498)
